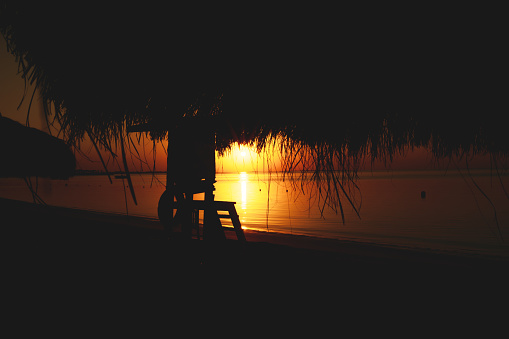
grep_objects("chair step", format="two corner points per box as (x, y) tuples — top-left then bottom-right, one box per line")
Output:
(187, 199), (245, 241)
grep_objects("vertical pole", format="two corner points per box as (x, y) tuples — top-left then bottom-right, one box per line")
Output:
(165, 135), (175, 235)
(203, 129), (214, 239)
(203, 182), (214, 233)
(187, 189), (195, 239)
(202, 129), (225, 241)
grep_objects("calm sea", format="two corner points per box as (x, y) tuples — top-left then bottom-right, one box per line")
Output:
(1, 170), (508, 258)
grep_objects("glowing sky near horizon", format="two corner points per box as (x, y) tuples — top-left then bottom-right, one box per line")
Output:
(0, 35), (494, 173)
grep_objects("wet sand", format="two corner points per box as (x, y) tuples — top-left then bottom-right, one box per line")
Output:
(3, 196), (507, 331)
(3, 197), (506, 276)
(4, 197), (509, 321)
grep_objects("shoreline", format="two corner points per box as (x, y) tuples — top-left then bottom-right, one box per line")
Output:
(242, 227), (509, 262)
(71, 168), (509, 176)
(2, 197), (507, 272)
(26, 200), (506, 262)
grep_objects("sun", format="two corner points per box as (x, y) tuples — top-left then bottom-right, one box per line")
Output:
(216, 142), (261, 173)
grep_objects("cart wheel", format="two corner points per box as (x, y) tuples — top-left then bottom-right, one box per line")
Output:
(158, 189), (189, 237)
(157, 190), (177, 231)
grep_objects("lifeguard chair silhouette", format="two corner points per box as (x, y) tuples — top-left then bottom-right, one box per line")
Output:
(135, 117), (245, 241)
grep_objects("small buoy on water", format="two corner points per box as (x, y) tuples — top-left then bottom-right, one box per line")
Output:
(421, 191), (426, 199)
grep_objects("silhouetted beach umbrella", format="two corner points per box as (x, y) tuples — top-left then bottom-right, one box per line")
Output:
(0, 114), (75, 179)
(0, 3), (504, 148)
(1, 3), (507, 218)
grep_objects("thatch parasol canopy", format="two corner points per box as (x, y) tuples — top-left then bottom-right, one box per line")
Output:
(1, 3), (507, 217)
(1, 3), (505, 147)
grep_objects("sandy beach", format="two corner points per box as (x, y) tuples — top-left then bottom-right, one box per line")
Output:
(4, 196), (509, 323)
(3, 197), (507, 276)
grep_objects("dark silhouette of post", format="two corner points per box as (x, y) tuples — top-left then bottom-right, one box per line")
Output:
(162, 117), (225, 240)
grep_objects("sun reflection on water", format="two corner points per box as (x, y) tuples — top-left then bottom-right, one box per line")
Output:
(239, 172), (248, 223)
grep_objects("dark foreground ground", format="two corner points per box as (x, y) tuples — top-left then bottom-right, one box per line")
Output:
(2, 197), (508, 309)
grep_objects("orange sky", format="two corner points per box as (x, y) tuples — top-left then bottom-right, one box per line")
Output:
(0, 35), (493, 174)
(0, 35), (270, 173)
(71, 138), (267, 173)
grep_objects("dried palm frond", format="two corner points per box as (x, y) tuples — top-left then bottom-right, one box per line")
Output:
(1, 3), (507, 220)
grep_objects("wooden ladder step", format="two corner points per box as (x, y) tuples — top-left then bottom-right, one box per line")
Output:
(227, 208), (245, 242)
(191, 200), (235, 211)
(189, 200), (245, 241)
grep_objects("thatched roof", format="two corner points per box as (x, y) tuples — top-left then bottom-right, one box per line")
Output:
(1, 3), (504, 147)
(1, 3), (507, 217)
(0, 113), (75, 178)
